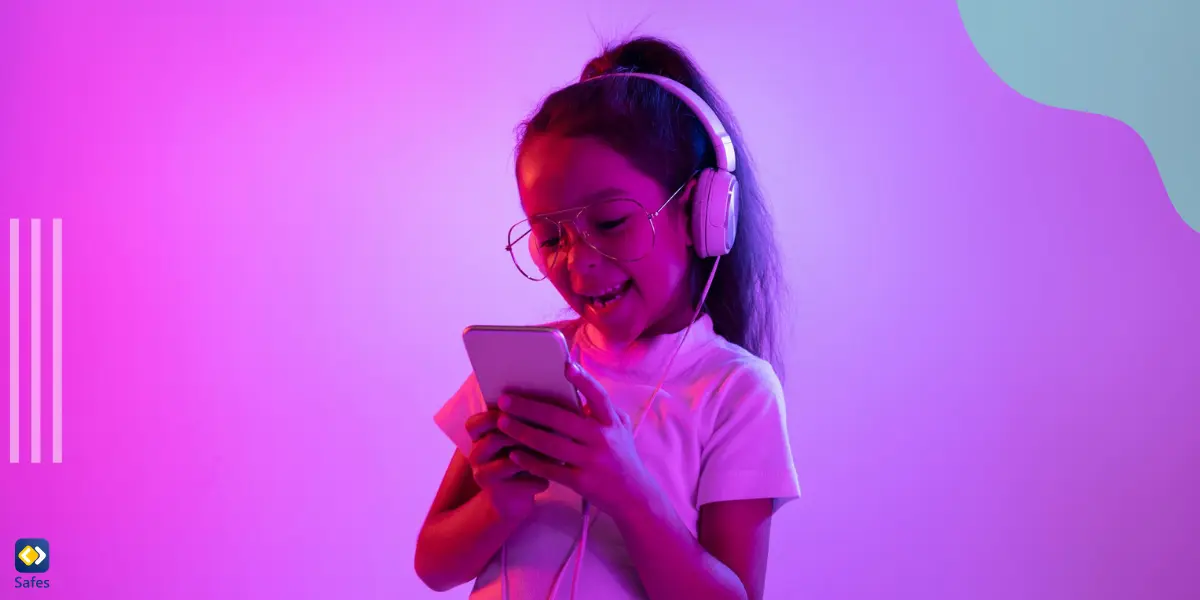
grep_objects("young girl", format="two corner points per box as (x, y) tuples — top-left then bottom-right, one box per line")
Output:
(415, 36), (800, 600)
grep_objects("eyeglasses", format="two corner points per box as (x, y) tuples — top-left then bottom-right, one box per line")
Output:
(505, 179), (690, 281)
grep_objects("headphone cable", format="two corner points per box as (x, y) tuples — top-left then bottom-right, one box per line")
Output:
(542, 256), (721, 599)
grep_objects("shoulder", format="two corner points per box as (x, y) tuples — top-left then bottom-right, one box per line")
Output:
(696, 338), (784, 398)
(688, 339), (786, 421)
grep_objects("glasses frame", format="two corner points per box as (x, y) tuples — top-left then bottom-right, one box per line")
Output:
(504, 177), (693, 281)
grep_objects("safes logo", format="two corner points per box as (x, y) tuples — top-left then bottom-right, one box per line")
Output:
(14, 539), (49, 574)
(14, 538), (51, 590)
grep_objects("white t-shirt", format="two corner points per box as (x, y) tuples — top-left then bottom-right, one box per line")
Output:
(433, 314), (801, 599)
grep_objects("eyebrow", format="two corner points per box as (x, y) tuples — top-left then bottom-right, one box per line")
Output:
(532, 187), (631, 218)
(580, 186), (630, 204)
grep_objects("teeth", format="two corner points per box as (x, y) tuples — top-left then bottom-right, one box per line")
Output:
(586, 281), (629, 308)
(583, 281), (629, 304)
(595, 292), (624, 308)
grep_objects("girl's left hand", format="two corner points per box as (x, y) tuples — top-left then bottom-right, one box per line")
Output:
(496, 362), (654, 518)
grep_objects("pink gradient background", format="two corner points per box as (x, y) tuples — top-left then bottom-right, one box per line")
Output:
(3, 1), (1198, 598)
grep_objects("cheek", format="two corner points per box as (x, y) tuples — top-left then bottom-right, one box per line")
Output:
(547, 266), (589, 311)
(629, 243), (692, 299)
(548, 270), (575, 300)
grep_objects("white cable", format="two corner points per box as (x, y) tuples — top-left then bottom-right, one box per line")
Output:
(501, 544), (511, 600)
(501, 543), (510, 600)
(634, 255), (720, 439)
(571, 500), (590, 599)
(501, 257), (722, 600)
(548, 257), (721, 600)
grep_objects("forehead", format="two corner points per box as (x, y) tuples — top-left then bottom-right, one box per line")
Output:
(517, 136), (662, 216)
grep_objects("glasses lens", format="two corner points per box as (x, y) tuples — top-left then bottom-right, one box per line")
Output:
(507, 217), (560, 280)
(579, 199), (654, 261)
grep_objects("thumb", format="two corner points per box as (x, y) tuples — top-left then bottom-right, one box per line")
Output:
(565, 361), (615, 426)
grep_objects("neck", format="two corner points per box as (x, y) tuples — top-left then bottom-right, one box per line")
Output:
(641, 309), (699, 339)
(641, 288), (705, 340)
(642, 265), (707, 339)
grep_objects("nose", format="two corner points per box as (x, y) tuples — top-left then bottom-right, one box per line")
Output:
(562, 227), (602, 271)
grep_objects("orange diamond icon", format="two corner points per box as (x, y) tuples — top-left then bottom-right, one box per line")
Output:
(17, 545), (36, 566)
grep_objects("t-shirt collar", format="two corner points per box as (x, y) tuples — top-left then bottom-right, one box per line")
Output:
(570, 314), (718, 380)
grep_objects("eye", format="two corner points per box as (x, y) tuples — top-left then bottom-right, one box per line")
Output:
(585, 198), (645, 232)
(596, 217), (628, 231)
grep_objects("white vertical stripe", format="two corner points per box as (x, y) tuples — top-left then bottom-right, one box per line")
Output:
(8, 219), (17, 463)
(52, 219), (62, 463)
(30, 219), (41, 463)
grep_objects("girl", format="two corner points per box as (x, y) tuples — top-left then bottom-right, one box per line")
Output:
(415, 36), (800, 600)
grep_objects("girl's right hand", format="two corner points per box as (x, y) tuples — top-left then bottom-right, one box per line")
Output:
(465, 409), (550, 521)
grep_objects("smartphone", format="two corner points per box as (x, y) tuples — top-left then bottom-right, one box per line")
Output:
(461, 325), (581, 412)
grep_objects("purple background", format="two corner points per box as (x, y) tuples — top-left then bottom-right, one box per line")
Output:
(3, 1), (1198, 598)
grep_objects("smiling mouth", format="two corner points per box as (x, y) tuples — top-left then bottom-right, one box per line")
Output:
(582, 280), (633, 309)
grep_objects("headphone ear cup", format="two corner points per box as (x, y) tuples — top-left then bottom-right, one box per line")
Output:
(690, 169), (739, 258)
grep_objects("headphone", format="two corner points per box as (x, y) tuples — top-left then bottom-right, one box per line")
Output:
(504, 72), (740, 600)
(526, 72), (739, 276)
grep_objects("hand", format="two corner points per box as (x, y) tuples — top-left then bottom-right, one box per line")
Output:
(464, 409), (550, 521)
(496, 362), (655, 518)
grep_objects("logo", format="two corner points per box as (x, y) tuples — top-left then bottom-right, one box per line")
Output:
(14, 539), (49, 574)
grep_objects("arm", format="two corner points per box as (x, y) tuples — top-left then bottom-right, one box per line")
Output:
(413, 451), (524, 592)
(625, 359), (795, 600)
(698, 499), (775, 600)
(609, 484), (773, 600)
(417, 448), (540, 592)
(420, 375), (549, 592)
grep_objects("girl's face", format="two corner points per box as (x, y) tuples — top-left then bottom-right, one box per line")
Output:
(516, 135), (696, 344)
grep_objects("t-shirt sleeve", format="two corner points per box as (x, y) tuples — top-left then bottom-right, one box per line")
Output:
(696, 359), (801, 511)
(433, 372), (487, 458)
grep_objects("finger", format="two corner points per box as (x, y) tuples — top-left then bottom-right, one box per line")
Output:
(498, 394), (596, 443)
(497, 413), (586, 465)
(472, 457), (522, 486)
(511, 449), (575, 487)
(465, 409), (501, 442)
(511, 470), (549, 485)
(618, 406), (632, 428)
(500, 387), (583, 418)
(510, 473), (552, 495)
(565, 362), (615, 426)
(467, 432), (518, 466)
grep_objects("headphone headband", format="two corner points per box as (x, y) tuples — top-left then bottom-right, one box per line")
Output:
(589, 72), (736, 173)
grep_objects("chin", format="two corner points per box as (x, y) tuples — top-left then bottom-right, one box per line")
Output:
(571, 308), (619, 338)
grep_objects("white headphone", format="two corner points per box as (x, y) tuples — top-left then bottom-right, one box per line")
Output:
(504, 72), (739, 600)
(526, 72), (740, 276)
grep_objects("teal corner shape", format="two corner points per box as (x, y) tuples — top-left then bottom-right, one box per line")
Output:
(957, 0), (1200, 233)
